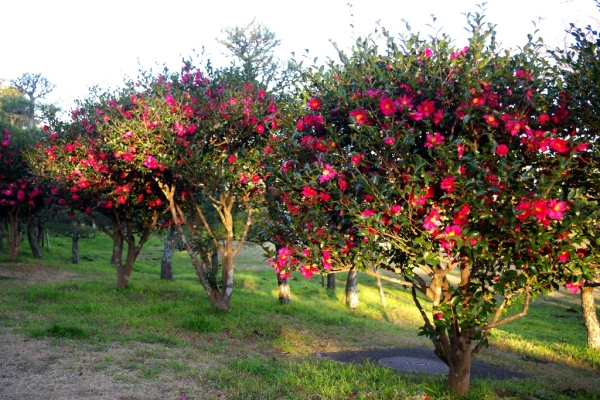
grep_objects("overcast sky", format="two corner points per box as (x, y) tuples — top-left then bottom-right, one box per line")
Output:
(1, 0), (598, 112)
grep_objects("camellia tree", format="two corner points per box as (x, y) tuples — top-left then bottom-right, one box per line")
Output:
(551, 12), (600, 349)
(0, 126), (45, 260)
(85, 62), (278, 310)
(261, 13), (584, 395)
(27, 91), (165, 288)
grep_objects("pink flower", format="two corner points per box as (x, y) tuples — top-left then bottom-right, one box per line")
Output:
(547, 199), (567, 220)
(318, 164), (337, 183)
(425, 132), (445, 148)
(434, 313), (443, 320)
(423, 48), (433, 58)
(143, 155), (158, 169)
(417, 100), (436, 118)
(495, 144), (509, 157)
(239, 173), (247, 183)
(440, 176), (455, 194)
(379, 97), (396, 116)
(531, 200), (548, 221)
(362, 209), (376, 217)
(322, 251), (333, 270)
(383, 136), (395, 146)
(256, 125), (265, 134)
(391, 204), (402, 214)
(423, 207), (442, 231)
(565, 280), (584, 294)
(228, 154), (236, 164)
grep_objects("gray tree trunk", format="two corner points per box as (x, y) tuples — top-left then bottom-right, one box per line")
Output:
(326, 273), (336, 290)
(376, 277), (386, 308)
(72, 235), (79, 264)
(27, 223), (42, 259)
(345, 269), (359, 309)
(160, 226), (175, 280)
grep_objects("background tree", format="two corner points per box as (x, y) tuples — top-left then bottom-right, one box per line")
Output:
(27, 89), (165, 288)
(0, 124), (45, 260)
(217, 20), (301, 97)
(261, 12), (582, 396)
(551, 8), (600, 349)
(74, 61), (277, 310)
(46, 209), (98, 264)
(11, 73), (55, 129)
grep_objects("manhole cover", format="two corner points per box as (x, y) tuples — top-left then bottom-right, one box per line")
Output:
(379, 356), (449, 375)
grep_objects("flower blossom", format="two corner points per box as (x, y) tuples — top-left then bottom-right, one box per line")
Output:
(318, 164), (337, 183)
(425, 132), (445, 148)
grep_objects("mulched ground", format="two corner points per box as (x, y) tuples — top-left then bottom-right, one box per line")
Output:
(316, 347), (529, 380)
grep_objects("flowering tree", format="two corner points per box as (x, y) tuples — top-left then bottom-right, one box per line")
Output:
(84, 62), (278, 310)
(551, 14), (600, 349)
(262, 13), (583, 395)
(27, 92), (164, 288)
(0, 127), (45, 260)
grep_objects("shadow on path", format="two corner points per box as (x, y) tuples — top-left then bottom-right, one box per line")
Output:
(316, 347), (529, 380)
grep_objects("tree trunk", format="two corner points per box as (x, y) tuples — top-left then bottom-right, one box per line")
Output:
(111, 236), (122, 265)
(581, 285), (600, 349)
(214, 250), (234, 311)
(376, 277), (386, 308)
(326, 273), (336, 290)
(44, 228), (50, 251)
(345, 269), (359, 309)
(71, 235), (79, 264)
(160, 226), (176, 280)
(5, 211), (22, 261)
(27, 222), (42, 259)
(36, 219), (43, 247)
(0, 229), (3, 250)
(277, 273), (291, 304)
(447, 351), (472, 396)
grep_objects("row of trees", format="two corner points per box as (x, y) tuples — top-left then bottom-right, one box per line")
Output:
(2, 11), (600, 396)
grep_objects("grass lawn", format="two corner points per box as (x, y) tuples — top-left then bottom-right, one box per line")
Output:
(0, 234), (598, 399)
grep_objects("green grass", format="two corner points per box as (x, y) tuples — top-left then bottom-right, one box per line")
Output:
(0, 234), (599, 399)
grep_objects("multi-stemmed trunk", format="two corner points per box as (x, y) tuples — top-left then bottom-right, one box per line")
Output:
(92, 213), (158, 289)
(581, 285), (600, 349)
(160, 183), (251, 312)
(1, 207), (30, 261)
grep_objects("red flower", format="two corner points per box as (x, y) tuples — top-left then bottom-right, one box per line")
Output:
(550, 138), (569, 153)
(308, 98), (322, 110)
(383, 136), (395, 146)
(256, 124), (265, 134)
(531, 200), (548, 220)
(483, 114), (499, 128)
(349, 109), (369, 125)
(417, 100), (435, 118)
(117, 196), (127, 204)
(302, 186), (318, 198)
(495, 144), (508, 157)
(379, 97), (396, 116)
(440, 176), (455, 194)
(228, 154), (236, 164)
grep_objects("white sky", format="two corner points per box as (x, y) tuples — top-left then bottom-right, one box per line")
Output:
(1, 0), (598, 113)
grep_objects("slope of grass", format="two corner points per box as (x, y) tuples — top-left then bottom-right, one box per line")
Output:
(0, 234), (598, 399)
